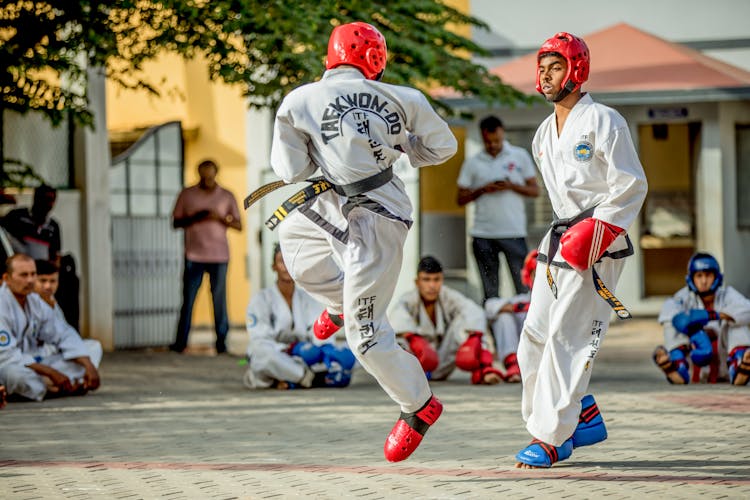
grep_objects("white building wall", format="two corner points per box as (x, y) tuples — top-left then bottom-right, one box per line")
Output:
(719, 100), (750, 297)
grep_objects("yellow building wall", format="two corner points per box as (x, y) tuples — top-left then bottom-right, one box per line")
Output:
(106, 53), (250, 328)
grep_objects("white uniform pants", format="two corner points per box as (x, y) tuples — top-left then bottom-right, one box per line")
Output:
(1, 339), (103, 401)
(519, 259), (624, 446)
(244, 340), (305, 389)
(663, 322), (750, 381)
(279, 203), (431, 413)
(491, 313), (523, 361)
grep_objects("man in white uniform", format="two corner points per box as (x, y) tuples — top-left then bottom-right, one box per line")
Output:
(270, 22), (457, 462)
(457, 116), (539, 300)
(33, 259), (103, 373)
(390, 256), (503, 384)
(654, 252), (750, 385)
(0, 254), (101, 401)
(486, 249), (539, 383)
(515, 32), (648, 468)
(244, 245), (355, 389)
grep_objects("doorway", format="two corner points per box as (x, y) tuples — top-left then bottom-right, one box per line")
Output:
(638, 122), (700, 296)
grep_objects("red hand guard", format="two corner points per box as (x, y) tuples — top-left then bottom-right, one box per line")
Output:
(560, 217), (623, 272)
(405, 334), (439, 373)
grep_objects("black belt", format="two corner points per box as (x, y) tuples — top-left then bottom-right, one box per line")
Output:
(265, 167), (394, 230)
(265, 178), (332, 230)
(542, 207), (632, 320)
(330, 166), (393, 196)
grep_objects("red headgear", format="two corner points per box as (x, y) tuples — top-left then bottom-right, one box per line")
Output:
(326, 22), (387, 81)
(536, 32), (590, 97)
(521, 249), (539, 290)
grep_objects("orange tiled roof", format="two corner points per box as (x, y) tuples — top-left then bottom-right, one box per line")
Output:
(492, 23), (750, 94)
(433, 23), (750, 99)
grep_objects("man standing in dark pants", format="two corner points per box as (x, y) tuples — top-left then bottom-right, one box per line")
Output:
(457, 116), (539, 300)
(170, 160), (241, 354)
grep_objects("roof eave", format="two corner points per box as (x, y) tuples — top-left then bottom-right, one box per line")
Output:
(439, 86), (750, 110)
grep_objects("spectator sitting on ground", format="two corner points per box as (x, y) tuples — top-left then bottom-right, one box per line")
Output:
(243, 245), (355, 390)
(485, 249), (539, 383)
(0, 254), (101, 401)
(1, 185), (80, 329)
(34, 258), (103, 373)
(654, 252), (750, 385)
(389, 256), (505, 384)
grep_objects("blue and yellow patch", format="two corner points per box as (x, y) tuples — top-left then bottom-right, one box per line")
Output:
(574, 141), (593, 162)
(246, 313), (258, 328)
(0, 330), (11, 347)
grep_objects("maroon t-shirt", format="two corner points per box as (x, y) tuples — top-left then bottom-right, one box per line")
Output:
(172, 184), (240, 263)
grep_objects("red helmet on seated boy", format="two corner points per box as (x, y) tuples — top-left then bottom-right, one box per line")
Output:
(326, 22), (387, 81)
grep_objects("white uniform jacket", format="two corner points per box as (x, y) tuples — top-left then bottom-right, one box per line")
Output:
(245, 285), (329, 358)
(658, 285), (750, 353)
(0, 283), (89, 369)
(270, 67), (457, 222)
(390, 286), (487, 343)
(532, 93), (647, 264)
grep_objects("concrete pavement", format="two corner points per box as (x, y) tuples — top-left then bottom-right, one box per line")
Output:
(1, 319), (750, 499)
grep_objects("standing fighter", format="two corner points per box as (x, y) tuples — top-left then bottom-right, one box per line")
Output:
(514, 32), (647, 468)
(270, 22), (457, 462)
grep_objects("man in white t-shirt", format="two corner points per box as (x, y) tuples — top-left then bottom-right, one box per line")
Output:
(457, 116), (539, 300)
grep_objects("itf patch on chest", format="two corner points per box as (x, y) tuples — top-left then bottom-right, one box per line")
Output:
(574, 141), (593, 162)
(0, 330), (11, 347)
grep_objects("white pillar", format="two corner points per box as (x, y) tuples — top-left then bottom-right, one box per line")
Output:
(74, 68), (114, 350)
(245, 107), (272, 296)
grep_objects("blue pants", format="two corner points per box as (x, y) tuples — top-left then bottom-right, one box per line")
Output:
(472, 236), (528, 300)
(171, 259), (229, 353)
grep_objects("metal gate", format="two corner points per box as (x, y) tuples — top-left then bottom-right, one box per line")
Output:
(110, 122), (184, 348)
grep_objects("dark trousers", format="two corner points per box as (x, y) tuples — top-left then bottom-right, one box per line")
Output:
(472, 237), (529, 300)
(171, 259), (229, 353)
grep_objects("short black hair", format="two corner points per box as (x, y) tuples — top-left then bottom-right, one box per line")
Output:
(35, 259), (59, 276)
(479, 116), (504, 132)
(197, 159), (219, 172)
(538, 51), (563, 61)
(418, 256), (443, 274)
(33, 184), (57, 201)
(272, 243), (282, 264)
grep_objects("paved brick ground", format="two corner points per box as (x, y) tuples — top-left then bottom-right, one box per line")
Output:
(2, 319), (750, 499)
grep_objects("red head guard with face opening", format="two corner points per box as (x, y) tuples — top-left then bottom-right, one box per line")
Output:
(521, 249), (539, 289)
(326, 22), (387, 81)
(536, 32), (590, 96)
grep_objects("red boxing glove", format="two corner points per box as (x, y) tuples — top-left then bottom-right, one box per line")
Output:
(405, 334), (439, 373)
(512, 301), (530, 313)
(455, 331), (484, 371)
(560, 217), (623, 271)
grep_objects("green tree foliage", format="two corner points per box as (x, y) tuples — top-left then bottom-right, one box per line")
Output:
(1, 0), (529, 131)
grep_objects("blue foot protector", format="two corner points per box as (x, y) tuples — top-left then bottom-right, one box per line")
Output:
(515, 438), (573, 468)
(572, 394), (608, 448)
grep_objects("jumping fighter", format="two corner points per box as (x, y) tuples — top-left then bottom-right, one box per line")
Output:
(269, 22), (457, 462)
(654, 252), (750, 385)
(514, 32), (648, 468)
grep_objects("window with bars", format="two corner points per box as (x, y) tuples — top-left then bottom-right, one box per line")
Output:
(110, 122), (183, 217)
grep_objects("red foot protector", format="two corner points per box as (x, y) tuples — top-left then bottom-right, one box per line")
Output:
(503, 353), (521, 381)
(313, 310), (344, 340)
(384, 395), (443, 462)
